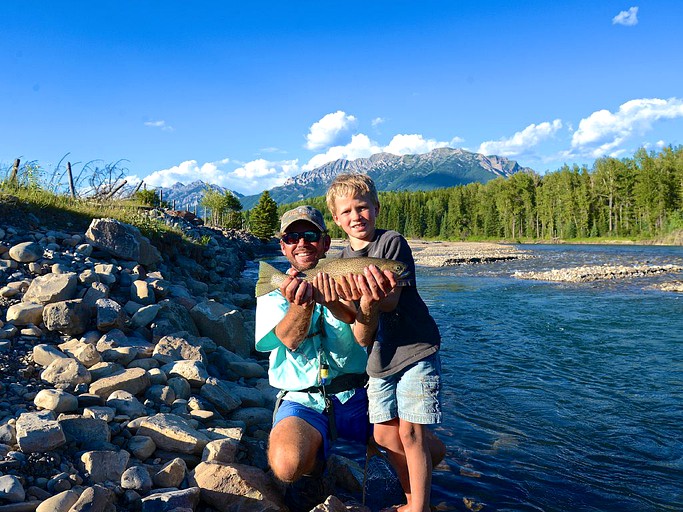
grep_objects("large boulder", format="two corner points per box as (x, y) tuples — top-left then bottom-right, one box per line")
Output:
(42, 299), (90, 336)
(190, 300), (249, 357)
(137, 413), (210, 454)
(190, 461), (283, 512)
(23, 273), (78, 305)
(85, 218), (161, 266)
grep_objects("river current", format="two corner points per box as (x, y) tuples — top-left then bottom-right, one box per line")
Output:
(254, 244), (683, 511)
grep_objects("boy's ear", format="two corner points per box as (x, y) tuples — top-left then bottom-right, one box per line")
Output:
(332, 214), (342, 227)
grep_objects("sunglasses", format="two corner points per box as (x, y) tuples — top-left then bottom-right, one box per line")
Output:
(281, 231), (323, 245)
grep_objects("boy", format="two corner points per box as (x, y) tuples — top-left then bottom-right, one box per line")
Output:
(326, 173), (445, 512)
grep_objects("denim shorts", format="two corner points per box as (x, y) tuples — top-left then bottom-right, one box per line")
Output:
(368, 352), (442, 425)
(273, 388), (371, 458)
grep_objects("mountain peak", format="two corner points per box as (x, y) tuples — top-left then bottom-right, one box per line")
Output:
(241, 147), (532, 209)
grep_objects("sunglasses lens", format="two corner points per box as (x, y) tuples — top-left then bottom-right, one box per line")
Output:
(282, 231), (322, 244)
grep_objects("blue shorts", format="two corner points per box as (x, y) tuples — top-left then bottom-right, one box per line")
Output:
(368, 352), (442, 425)
(273, 387), (371, 458)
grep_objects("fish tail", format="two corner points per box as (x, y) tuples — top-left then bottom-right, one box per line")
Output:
(255, 261), (285, 297)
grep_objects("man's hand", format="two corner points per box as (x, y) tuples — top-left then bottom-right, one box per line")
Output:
(311, 272), (340, 307)
(279, 274), (313, 307)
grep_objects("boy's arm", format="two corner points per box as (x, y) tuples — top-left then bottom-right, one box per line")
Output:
(351, 265), (399, 346)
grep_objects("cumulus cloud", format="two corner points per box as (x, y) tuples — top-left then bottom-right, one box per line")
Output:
(371, 117), (385, 127)
(612, 6), (638, 26)
(144, 120), (173, 132)
(477, 119), (563, 157)
(303, 133), (381, 170)
(383, 134), (451, 156)
(143, 157), (300, 195)
(305, 111), (358, 151)
(570, 97), (683, 157)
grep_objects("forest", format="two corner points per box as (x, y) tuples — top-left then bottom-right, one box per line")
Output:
(278, 146), (683, 242)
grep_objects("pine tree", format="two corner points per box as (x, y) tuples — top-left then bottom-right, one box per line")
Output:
(250, 191), (279, 240)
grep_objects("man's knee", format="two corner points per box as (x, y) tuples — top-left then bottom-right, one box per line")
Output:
(268, 417), (323, 482)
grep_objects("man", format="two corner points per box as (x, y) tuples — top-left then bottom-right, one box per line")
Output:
(255, 205), (392, 510)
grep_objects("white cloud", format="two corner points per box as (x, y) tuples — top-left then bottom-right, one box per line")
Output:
(144, 120), (173, 132)
(612, 6), (638, 26)
(477, 119), (563, 157)
(571, 97), (683, 157)
(305, 111), (357, 150)
(383, 134), (451, 156)
(371, 117), (385, 127)
(143, 157), (300, 195)
(303, 133), (381, 170)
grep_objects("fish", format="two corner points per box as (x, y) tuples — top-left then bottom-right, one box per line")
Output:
(255, 257), (410, 297)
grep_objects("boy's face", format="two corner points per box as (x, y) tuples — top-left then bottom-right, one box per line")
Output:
(332, 193), (379, 242)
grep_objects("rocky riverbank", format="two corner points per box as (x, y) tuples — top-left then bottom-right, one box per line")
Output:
(0, 209), (376, 512)
(513, 264), (683, 283)
(329, 239), (533, 267)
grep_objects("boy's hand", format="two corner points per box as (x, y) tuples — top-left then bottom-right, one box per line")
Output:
(354, 265), (397, 302)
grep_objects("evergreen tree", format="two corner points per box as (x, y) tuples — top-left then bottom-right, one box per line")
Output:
(250, 191), (279, 240)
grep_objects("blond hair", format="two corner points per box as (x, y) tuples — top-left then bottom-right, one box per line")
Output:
(325, 173), (379, 215)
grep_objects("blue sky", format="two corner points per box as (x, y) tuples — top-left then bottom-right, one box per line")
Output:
(2, 1), (683, 196)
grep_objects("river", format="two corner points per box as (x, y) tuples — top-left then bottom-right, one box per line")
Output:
(421, 244), (683, 511)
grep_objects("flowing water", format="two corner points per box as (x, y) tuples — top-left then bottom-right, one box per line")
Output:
(421, 244), (683, 512)
(252, 244), (683, 511)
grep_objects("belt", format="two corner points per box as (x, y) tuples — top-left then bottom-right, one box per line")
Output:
(297, 372), (368, 395)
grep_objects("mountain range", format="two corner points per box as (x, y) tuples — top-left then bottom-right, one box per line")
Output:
(161, 148), (532, 211)
(158, 181), (243, 212)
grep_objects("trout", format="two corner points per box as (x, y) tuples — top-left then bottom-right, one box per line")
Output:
(255, 257), (410, 297)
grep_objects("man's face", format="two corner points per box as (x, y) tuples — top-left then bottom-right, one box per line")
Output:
(280, 220), (330, 271)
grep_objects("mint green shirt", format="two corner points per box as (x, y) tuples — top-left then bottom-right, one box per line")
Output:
(255, 290), (368, 413)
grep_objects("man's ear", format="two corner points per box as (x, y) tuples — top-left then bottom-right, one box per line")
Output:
(376, 203), (380, 216)
(322, 234), (331, 253)
(279, 240), (287, 256)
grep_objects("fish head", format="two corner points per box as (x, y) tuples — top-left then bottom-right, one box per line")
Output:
(377, 259), (410, 280)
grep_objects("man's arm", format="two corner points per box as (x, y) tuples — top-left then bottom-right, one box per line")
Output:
(273, 275), (315, 350)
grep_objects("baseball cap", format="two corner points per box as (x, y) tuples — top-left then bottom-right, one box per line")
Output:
(280, 205), (327, 233)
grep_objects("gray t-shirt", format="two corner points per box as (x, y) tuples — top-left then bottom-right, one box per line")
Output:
(340, 229), (441, 378)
